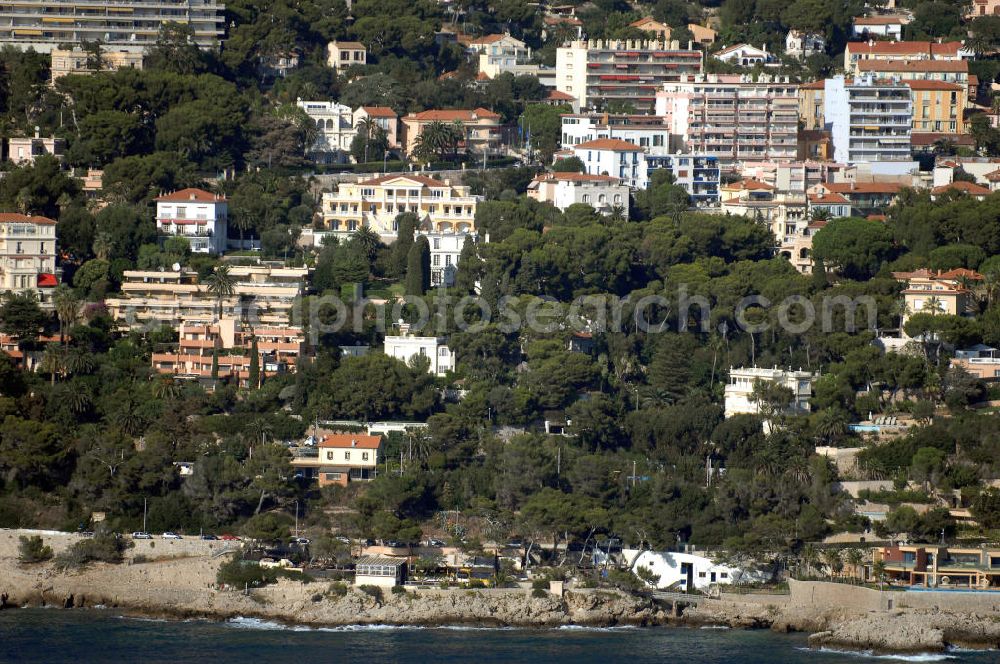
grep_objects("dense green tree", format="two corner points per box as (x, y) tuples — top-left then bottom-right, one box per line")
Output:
(405, 236), (431, 296)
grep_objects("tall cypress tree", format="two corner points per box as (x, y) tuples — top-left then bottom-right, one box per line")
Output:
(211, 345), (219, 380)
(392, 212), (418, 278)
(248, 337), (259, 389)
(405, 235), (431, 296)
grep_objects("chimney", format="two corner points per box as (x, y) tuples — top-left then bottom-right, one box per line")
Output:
(352, 439), (357, 447)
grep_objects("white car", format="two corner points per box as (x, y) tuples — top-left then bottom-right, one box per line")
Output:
(161, 532), (183, 540)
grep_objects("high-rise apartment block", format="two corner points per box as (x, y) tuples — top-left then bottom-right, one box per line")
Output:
(556, 39), (703, 113)
(824, 75), (913, 172)
(0, 0), (225, 53)
(655, 75), (799, 170)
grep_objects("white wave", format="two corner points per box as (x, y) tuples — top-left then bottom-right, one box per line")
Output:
(801, 647), (955, 661)
(225, 617), (426, 632)
(555, 625), (639, 632)
(699, 625), (731, 630)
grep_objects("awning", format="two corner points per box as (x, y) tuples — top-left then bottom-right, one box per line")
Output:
(37, 273), (58, 288)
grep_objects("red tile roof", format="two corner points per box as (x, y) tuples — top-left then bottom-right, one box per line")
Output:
(547, 90), (576, 101)
(847, 41), (963, 57)
(573, 138), (641, 151)
(469, 34), (507, 45)
(903, 79), (965, 91)
(155, 188), (225, 203)
(357, 174), (454, 188)
(809, 193), (850, 204)
(362, 106), (397, 118)
(822, 182), (903, 194)
(408, 107), (500, 121)
(319, 434), (383, 449)
(985, 168), (1000, 182)
(931, 181), (991, 196)
(0, 212), (56, 225)
(854, 16), (906, 25)
(728, 178), (775, 191)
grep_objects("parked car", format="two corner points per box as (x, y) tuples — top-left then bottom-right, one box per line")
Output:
(132, 532), (153, 540)
(161, 532), (183, 540)
(220, 534), (240, 541)
(290, 537), (311, 545)
(200, 534), (218, 540)
(427, 538), (445, 547)
(334, 535), (351, 544)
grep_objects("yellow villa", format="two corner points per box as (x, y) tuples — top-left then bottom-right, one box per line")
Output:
(318, 174), (479, 242)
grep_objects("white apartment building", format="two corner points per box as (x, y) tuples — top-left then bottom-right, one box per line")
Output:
(824, 75), (914, 174)
(556, 39), (703, 113)
(468, 33), (534, 79)
(106, 265), (310, 329)
(714, 43), (774, 67)
(656, 74), (799, 170)
(319, 174), (479, 243)
(570, 138), (648, 189)
(384, 332), (453, 376)
(560, 114), (671, 155)
(851, 16), (907, 41)
(0, 213), (58, 303)
(785, 31), (825, 59)
(645, 153), (721, 205)
(724, 366), (817, 419)
(327, 41), (366, 70)
(154, 188), (227, 255)
(296, 100), (355, 163)
(527, 172), (630, 216)
(421, 231), (476, 287)
(0, 0), (224, 53)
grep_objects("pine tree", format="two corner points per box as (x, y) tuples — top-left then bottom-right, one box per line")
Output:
(392, 213), (418, 278)
(405, 235), (431, 296)
(248, 337), (260, 389)
(453, 236), (482, 294)
(812, 256), (828, 291)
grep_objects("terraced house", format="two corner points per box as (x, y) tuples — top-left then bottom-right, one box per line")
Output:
(318, 174), (479, 243)
(874, 545), (1000, 589)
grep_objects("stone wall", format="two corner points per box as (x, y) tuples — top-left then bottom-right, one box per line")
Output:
(786, 579), (1000, 613)
(0, 529), (237, 562)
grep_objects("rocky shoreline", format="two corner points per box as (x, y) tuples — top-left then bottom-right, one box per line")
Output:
(1, 532), (999, 655)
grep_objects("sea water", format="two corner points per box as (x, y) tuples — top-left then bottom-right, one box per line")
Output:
(0, 609), (996, 663)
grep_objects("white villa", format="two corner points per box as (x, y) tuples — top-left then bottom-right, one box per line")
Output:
(624, 550), (758, 592)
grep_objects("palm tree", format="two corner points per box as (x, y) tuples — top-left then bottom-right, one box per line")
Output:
(801, 543), (819, 578)
(845, 548), (864, 584)
(92, 232), (113, 261)
(151, 375), (179, 400)
(810, 207), (832, 222)
(413, 121), (451, 165)
(52, 286), (80, 344)
(932, 137), (957, 156)
(814, 408), (849, 446)
(204, 265), (236, 321)
(872, 560), (887, 589)
(39, 345), (66, 386)
(356, 117), (376, 163)
(353, 226), (381, 263)
(609, 204), (626, 223)
(822, 548), (842, 580)
(922, 296), (944, 316)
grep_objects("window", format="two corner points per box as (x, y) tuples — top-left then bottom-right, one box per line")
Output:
(433, 255), (441, 266)
(698, 572), (706, 578)
(362, 452), (369, 460)
(582, 194), (590, 203)
(445, 255), (452, 266)
(344, 451), (350, 460)
(653, 135), (664, 147)
(433, 238), (440, 249)
(326, 451), (334, 460)
(324, 473), (342, 481)
(361, 188), (374, 197)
